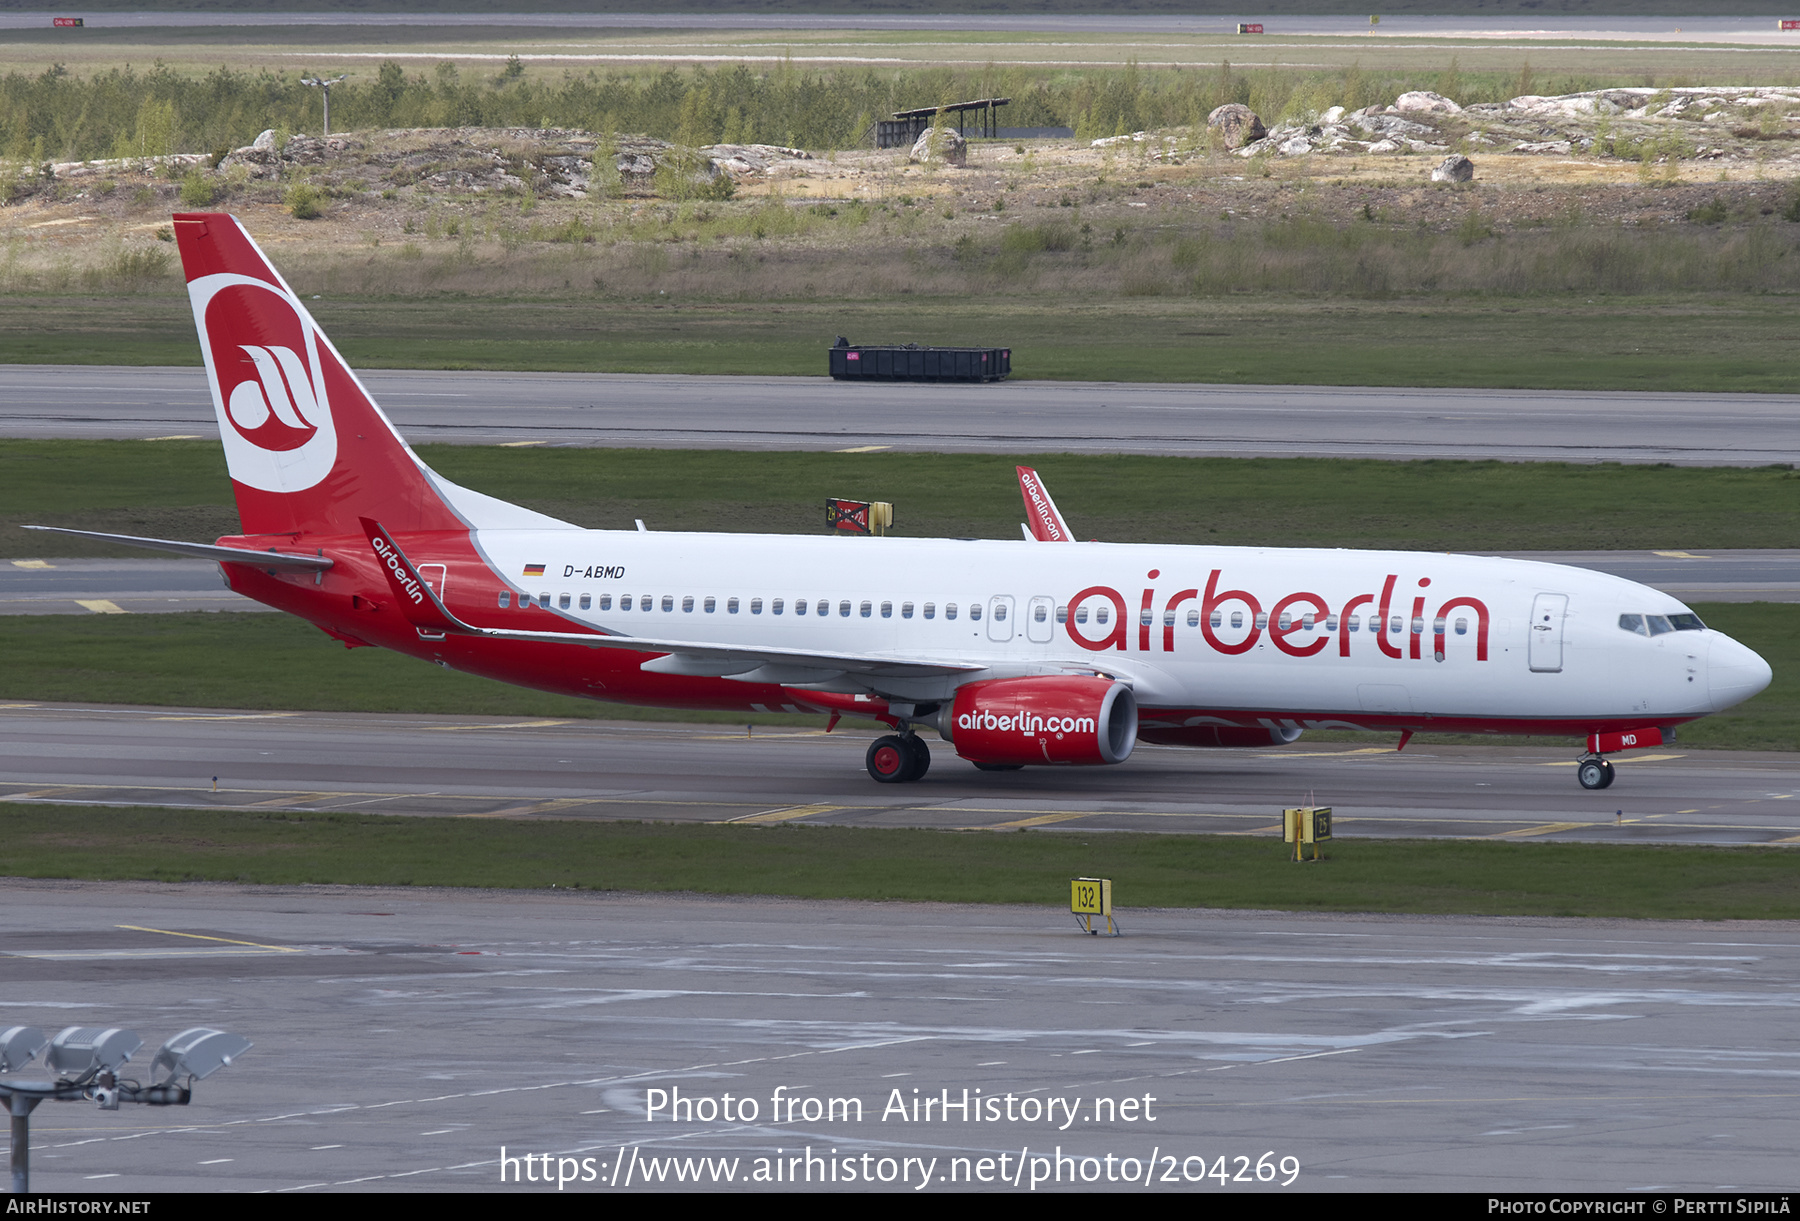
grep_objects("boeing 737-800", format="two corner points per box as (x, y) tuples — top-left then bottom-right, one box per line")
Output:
(30, 214), (1774, 791)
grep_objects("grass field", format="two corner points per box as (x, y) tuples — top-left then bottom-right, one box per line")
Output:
(1, 601), (1791, 747)
(12, 292), (1800, 396)
(8, 440), (1800, 559)
(4, 802), (1800, 919)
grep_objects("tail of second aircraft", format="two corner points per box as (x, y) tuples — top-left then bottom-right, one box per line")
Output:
(173, 212), (472, 541)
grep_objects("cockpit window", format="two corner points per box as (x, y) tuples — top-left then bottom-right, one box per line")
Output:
(1646, 615), (1674, 636)
(1619, 614), (1647, 636)
(1669, 613), (1706, 631)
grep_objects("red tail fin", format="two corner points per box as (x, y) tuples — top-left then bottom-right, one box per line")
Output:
(173, 213), (461, 540)
(1016, 466), (1073, 542)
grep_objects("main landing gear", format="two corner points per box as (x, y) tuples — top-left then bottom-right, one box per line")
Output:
(1576, 755), (1617, 790)
(867, 733), (932, 784)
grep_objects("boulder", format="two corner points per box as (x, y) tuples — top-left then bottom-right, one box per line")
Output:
(1207, 103), (1267, 149)
(1430, 154), (1475, 183)
(252, 129), (278, 152)
(1396, 91), (1463, 115)
(909, 126), (966, 166)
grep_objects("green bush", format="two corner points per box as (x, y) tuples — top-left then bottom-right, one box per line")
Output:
(178, 168), (215, 208)
(285, 181), (324, 220)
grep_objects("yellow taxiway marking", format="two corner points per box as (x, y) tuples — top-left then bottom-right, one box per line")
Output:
(115, 925), (300, 953)
(981, 812), (1092, 830)
(145, 435), (203, 441)
(1653, 550), (1711, 559)
(1490, 822), (1586, 838)
(458, 798), (589, 819)
(10, 560), (52, 569)
(75, 599), (127, 614)
(1543, 754), (1685, 766)
(728, 803), (845, 824)
(1259, 747), (1391, 759)
(835, 445), (891, 453)
(430, 720), (576, 731)
(153, 712), (299, 721)
(499, 440), (545, 448)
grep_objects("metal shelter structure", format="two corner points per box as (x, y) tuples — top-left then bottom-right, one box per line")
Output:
(874, 98), (1011, 149)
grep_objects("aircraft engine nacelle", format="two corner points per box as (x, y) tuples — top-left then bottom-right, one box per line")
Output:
(1136, 725), (1305, 749)
(938, 676), (1138, 767)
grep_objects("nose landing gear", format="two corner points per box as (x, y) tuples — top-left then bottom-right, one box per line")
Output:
(1576, 755), (1616, 790)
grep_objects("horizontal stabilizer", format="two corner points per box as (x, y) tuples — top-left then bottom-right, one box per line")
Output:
(21, 525), (333, 571)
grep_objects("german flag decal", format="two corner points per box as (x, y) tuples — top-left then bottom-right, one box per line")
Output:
(523, 563), (546, 577)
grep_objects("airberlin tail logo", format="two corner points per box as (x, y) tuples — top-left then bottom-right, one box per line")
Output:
(189, 273), (339, 493)
(225, 344), (319, 451)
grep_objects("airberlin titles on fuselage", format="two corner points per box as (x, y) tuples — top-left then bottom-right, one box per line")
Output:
(1069, 569), (1488, 661)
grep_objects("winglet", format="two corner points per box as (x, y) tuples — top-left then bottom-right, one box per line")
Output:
(359, 518), (465, 635)
(1016, 466), (1072, 542)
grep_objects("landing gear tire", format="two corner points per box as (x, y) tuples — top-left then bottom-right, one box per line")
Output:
(972, 761), (1024, 772)
(1577, 757), (1615, 790)
(901, 734), (931, 782)
(867, 735), (910, 784)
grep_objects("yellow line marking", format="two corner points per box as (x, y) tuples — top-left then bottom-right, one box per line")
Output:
(152, 712), (299, 721)
(1490, 822), (1585, 839)
(981, 812), (1092, 830)
(10, 560), (52, 569)
(1257, 747), (1391, 759)
(1653, 550), (1711, 559)
(0, 703), (38, 708)
(499, 440), (545, 447)
(430, 720), (576, 731)
(75, 599), (127, 614)
(115, 925), (300, 953)
(145, 435), (203, 441)
(1677, 809), (1699, 814)
(835, 445), (891, 453)
(1244, 823), (1287, 834)
(457, 798), (589, 819)
(728, 803), (845, 824)
(1543, 753), (1685, 766)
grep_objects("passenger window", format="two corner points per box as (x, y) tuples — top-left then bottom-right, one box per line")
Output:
(1432, 616), (1445, 634)
(1163, 609), (1176, 626)
(1210, 611), (1222, 628)
(946, 603), (959, 620)
(1187, 609), (1199, 627)
(726, 597), (737, 614)
(1410, 617), (1424, 634)
(1325, 615), (1338, 631)
(579, 594), (591, 610)
(860, 601), (872, 618)
(559, 593), (571, 609)
(747, 598), (759, 614)
(498, 591), (511, 608)
(599, 594), (612, 611)
(1301, 614), (1314, 631)
(1347, 615), (1359, 632)
(1139, 608), (1153, 626)
(1254, 613), (1267, 630)
(970, 603), (982, 621)
(1076, 607), (1089, 624)
(1277, 612), (1291, 630)
(771, 598), (783, 615)
(539, 592), (550, 607)
(1455, 617), (1468, 635)
(621, 595), (633, 611)
(1034, 604), (1047, 623)
(795, 599), (807, 616)
(993, 602), (1007, 622)
(1389, 616), (1402, 634)
(840, 600), (852, 617)
(880, 601), (891, 618)
(1095, 607), (1109, 625)
(1230, 611), (1243, 629)
(901, 602), (913, 619)
(704, 596), (716, 613)
(1056, 605), (1068, 624)
(818, 599), (830, 617)
(923, 602), (935, 620)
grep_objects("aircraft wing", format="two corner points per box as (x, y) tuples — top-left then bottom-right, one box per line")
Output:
(21, 526), (335, 572)
(362, 519), (983, 682)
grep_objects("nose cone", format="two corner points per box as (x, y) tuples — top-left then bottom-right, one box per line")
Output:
(1709, 632), (1773, 713)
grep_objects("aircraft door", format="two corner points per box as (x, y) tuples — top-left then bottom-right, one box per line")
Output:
(988, 595), (1015, 642)
(1528, 592), (1568, 673)
(1026, 595), (1056, 643)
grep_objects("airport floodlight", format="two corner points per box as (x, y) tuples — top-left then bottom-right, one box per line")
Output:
(150, 1029), (252, 1086)
(45, 1027), (141, 1082)
(299, 74), (350, 138)
(0, 1029), (46, 1074)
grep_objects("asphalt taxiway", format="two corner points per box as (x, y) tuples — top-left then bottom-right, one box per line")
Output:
(11, 366), (1800, 465)
(4, 881), (1798, 1193)
(3, 703), (1797, 846)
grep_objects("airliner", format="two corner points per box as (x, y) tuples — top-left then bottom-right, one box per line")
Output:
(32, 214), (1773, 791)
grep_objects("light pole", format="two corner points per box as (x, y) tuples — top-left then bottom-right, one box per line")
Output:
(300, 74), (349, 138)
